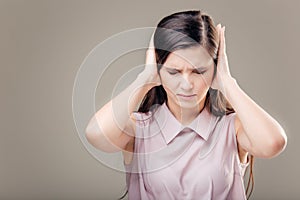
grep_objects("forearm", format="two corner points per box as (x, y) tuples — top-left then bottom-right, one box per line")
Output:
(86, 72), (154, 152)
(222, 76), (287, 154)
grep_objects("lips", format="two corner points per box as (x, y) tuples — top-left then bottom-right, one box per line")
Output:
(177, 94), (196, 97)
(177, 94), (196, 101)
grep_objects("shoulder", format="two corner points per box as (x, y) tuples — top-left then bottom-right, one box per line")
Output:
(225, 112), (241, 137)
(122, 110), (156, 163)
(221, 112), (244, 139)
(217, 112), (239, 138)
(131, 104), (163, 126)
(220, 112), (238, 135)
(218, 112), (237, 130)
(124, 110), (156, 141)
(125, 111), (154, 134)
(132, 111), (153, 122)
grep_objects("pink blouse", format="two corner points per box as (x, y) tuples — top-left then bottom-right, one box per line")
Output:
(124, 102), (250, 200)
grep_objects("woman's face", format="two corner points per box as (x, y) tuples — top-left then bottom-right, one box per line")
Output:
(159, 45), (215, 109)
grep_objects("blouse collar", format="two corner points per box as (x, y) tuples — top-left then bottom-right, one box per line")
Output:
(154, 102), (218, 144)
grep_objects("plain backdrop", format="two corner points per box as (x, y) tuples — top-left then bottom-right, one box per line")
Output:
(1, 0), (299, 199)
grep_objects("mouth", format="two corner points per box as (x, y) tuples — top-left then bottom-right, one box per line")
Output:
(177, 94), (196, 97)
(177, 94), (197, 101)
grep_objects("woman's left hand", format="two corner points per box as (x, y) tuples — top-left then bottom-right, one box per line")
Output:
(210, 24), (233, 95)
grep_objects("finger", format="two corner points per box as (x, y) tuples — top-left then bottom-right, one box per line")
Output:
(222, 27), (226, 54)
(146, 48), (156, 64)
(216, 24), (221, 44)
(217, 25), (222, 56)
(149, 32), (155, 49)
(146, 41), (156, 65)
(146, 32), (156, 64)
(216, 24), (221, 37)
(219, 26), (226, 56)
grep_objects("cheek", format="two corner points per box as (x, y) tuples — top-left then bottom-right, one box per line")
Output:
(161, 77), (177, 93)
(203, 69), (215, 86)
(195, 74), (212, 89)
(159, 71), (177, 90)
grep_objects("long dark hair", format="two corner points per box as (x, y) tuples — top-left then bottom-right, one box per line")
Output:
(120, 10), (254, 200)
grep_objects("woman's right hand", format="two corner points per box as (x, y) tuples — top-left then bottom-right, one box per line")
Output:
(140, 33), (162, 87)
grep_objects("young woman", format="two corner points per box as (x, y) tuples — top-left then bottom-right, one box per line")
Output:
(85, 10), (287, 200)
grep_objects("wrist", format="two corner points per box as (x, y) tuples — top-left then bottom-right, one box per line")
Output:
(223, 77), (239, 100)
(223, 75), (237, 85)
(221, 76), (238, 98)
(137, 71), (161, 89)
(136, 72), (158, 90)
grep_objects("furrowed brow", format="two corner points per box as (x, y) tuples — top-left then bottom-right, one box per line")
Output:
(165, 66), (208, 71)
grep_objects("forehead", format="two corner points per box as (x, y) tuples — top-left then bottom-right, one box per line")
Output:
(164, 45), (214, 69)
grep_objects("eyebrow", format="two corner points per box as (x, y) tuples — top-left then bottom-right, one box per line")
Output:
(165, 66), (208, 71)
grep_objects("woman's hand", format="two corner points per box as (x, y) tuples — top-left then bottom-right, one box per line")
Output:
(210, 24), (234, 95)
(139, 33), (162, 87)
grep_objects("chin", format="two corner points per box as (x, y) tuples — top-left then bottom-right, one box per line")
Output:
(175, 100), (200, 109)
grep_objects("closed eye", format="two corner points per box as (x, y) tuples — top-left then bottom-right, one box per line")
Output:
(167, 69), (180, 75)
(194, 70), (206, 74)
(168, 71), (178, 75)
(167, 70), (206, 75)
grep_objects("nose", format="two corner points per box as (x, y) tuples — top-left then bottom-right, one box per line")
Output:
(180, 74), (194, 90)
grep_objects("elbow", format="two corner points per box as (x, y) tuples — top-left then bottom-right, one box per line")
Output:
(263, 131), (287, 158)
(85, 117), (102, 148)
(85, 122), (103, 150)
(85, 128), (109, 153)
(273, 132), (288, 156)
(85, 123), (123, 153)
(85, 125), (98, 147)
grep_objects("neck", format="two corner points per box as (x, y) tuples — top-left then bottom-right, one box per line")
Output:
(166, 99), (206, 126)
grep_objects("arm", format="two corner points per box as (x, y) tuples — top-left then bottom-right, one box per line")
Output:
(85, 35), (161, 153)
(224, 77), (287, 158)
(212, 24), (287, 158)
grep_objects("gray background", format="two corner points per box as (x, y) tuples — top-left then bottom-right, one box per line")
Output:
(1, 0), (299, 199)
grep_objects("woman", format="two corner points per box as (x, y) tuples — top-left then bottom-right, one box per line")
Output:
(85, 10), (287, 200)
